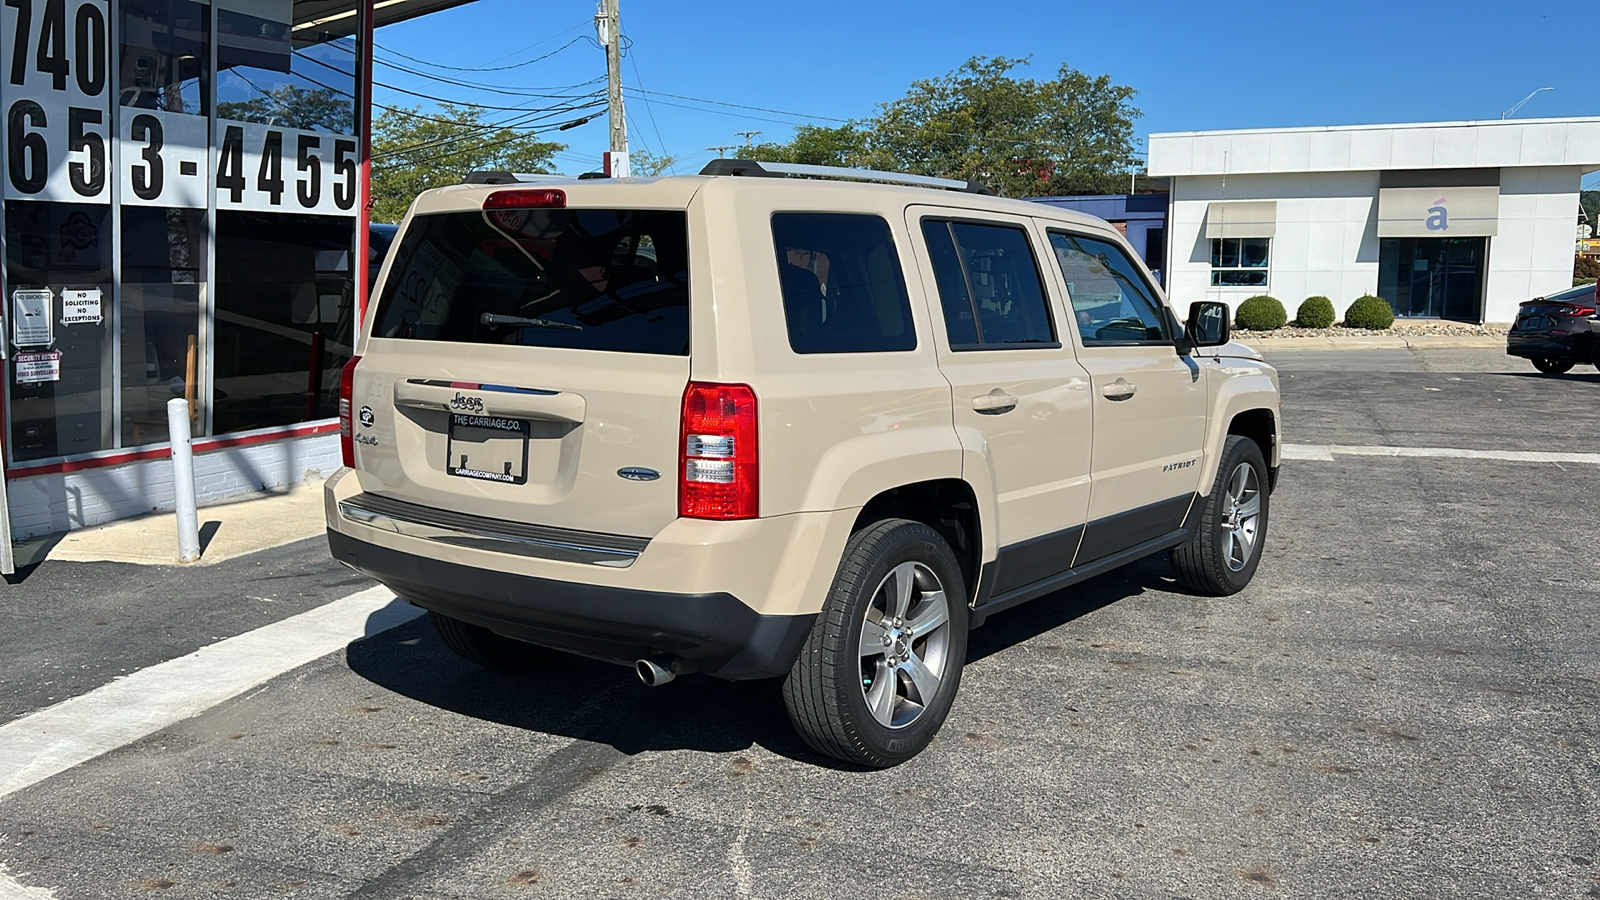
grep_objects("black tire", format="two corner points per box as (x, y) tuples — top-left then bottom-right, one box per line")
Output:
(782, 519), (969, 768)
(1532, 357), (1575, 374)
(429, 612), (566, 673)
(1170, 435), (1269, 596)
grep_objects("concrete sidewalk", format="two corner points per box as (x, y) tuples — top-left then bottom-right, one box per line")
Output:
(16, 479), (328, 569)
(1237, 333), (1505, 352)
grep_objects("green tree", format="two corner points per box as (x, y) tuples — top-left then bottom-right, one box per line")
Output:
(370, 104), (563, 223)
(628, 147), (677, 176)
(742, 56), (1142, 197)
(217, 86), (354, 133)
(1582, 189), (1599, 234)
(739, 124), (879, 168)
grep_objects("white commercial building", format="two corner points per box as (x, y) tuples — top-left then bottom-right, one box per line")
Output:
(1148, 118), (1600, 323)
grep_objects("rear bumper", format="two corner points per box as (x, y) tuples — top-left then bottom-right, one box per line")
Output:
(1506, 332), (1596, 361)
(329, 529), (814, 679)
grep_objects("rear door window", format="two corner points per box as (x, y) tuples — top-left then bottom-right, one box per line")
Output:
(921, 219), (1057, 348)
(372, 208), (690, 355)
(772, 213), (916, 354)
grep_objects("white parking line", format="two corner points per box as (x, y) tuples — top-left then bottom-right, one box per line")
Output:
(1283, 443), (1600, 465)
(0, 586), (419, 802)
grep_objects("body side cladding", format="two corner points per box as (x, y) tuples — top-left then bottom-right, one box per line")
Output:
(970, 524), (1194, 630)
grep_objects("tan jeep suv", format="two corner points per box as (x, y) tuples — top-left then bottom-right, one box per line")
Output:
(325, 160), (1281, 767)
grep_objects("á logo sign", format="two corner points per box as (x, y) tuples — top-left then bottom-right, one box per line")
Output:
(1426, 197), (1449, 231)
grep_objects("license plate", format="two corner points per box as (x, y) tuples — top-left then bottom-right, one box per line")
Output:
(1517, 316), (1546, 331)
(446, 413), (530, 484)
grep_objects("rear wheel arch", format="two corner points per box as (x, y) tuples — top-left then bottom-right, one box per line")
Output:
(851, 479), (983, 608)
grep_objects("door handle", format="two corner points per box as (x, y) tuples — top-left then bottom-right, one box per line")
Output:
(971, 389), (1018, 414)
(1101, 378), (1137, 401)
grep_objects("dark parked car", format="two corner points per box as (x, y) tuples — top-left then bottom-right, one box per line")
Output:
(1506, 283), (1598, 374)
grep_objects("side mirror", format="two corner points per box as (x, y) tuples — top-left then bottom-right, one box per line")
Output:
(1184, 301), (1231, 349)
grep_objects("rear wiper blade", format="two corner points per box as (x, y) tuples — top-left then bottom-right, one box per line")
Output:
(479, 312), (583, 331)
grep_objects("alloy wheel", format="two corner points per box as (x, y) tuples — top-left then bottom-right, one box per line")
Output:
(858, 561), (952, 729)
(1219, 462), (1262, 572)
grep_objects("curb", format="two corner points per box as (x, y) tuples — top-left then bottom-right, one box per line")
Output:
(1237, 335), (1506, 352)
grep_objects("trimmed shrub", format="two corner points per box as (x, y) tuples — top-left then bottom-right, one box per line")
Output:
(1234, 295), (1288, 331)
(1343, 294), (1396, 330)
(1295, 296), (1336, 329)
(1576, 254), (1600, 283)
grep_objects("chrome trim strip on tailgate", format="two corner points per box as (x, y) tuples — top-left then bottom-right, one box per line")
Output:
(338, 493), (648, 568)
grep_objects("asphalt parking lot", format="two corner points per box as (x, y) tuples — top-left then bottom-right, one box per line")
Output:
(1, 347), (1597, 899)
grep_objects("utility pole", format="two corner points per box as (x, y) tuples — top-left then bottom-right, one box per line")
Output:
(735, 130), (762, 149)
(706, 144), (736, 158)
(597, 0), (628, 176)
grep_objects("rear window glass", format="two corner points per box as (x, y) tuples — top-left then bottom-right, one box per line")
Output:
(772, 213), (916, 354)
(372, 208), (690, 355)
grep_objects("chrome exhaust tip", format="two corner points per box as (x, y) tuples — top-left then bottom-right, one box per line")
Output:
(636, 657), (677, 687)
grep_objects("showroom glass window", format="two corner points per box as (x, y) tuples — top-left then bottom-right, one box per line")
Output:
(121, 207), (205, 445)
(4, 203), (114, 462)
(216, 11), (355, 133)
(1210, 237), (1270, 287)
(212, 212), (355, 435)
(119, 0), (210, 116)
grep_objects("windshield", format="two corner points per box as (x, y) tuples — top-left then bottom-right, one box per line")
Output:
(371, 208), (690, 355)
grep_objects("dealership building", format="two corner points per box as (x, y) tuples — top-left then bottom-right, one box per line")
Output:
(0, 0), (476, 551)
(1147, 117), (1600, 323)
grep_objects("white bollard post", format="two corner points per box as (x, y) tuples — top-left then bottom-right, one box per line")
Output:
(167, 398), (201, 563)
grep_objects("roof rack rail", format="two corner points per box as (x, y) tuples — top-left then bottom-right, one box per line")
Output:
(462, 171), (578, 185)
(698, 158), (994, 196)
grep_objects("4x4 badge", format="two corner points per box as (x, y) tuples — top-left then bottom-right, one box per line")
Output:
(617, 467), (660, 482)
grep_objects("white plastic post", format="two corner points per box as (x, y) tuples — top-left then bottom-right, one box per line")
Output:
(167, 398), (201, 563)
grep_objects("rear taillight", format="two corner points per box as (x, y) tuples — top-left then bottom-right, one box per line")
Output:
(339, 355), (361, 468)
(1558, 305), (1596, 316)
(679, 382), (758, 520)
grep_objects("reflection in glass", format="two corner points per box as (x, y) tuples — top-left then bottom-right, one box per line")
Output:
(118, 0), (210, 115)
(1050, 233), (1167, 343)
(213, 212), (354, 435)
(121, 208), (204, 446)
(216, 11), (356, 133)
(1208, 237), (1271, 287)
(4, 201), (113, 462)
(1377, 237), (1486, 320)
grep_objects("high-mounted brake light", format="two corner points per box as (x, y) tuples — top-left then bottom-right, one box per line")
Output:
(679, 382), (758, 520)
(483, 189), (566, 210)
(339, 356), (362, 468)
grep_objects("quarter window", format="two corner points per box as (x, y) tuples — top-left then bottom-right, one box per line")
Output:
(1210, 237), (1270, 287)
(1049, 232), (1170, 344)
(772, 213), (916, 354)
(921, 220), (1056, 348)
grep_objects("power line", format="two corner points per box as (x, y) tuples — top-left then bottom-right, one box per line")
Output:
(621, 23), (672, 174)
(372, 35), (593, 73)
(623, 87), (849, 124)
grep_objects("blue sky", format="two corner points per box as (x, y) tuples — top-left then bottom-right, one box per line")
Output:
(374, 0), (1599, 189)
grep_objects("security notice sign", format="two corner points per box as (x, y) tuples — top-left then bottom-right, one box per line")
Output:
(1, 0), (114, 203)
(15, 349), (61, 384)
(60, 287), (101, 324)
(12, 288), (54, 346)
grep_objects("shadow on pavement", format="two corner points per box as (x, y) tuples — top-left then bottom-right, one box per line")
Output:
(345, 555), (1171, 767)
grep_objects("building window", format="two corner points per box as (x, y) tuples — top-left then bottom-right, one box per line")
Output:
(216, 13), (356, 133)
(1210, 237), (1269, 287)
(4, 201), (113, 463)
(118, 0), (211, 115)
(120, 207), (204, 446)
(212, 212), (355, 435)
